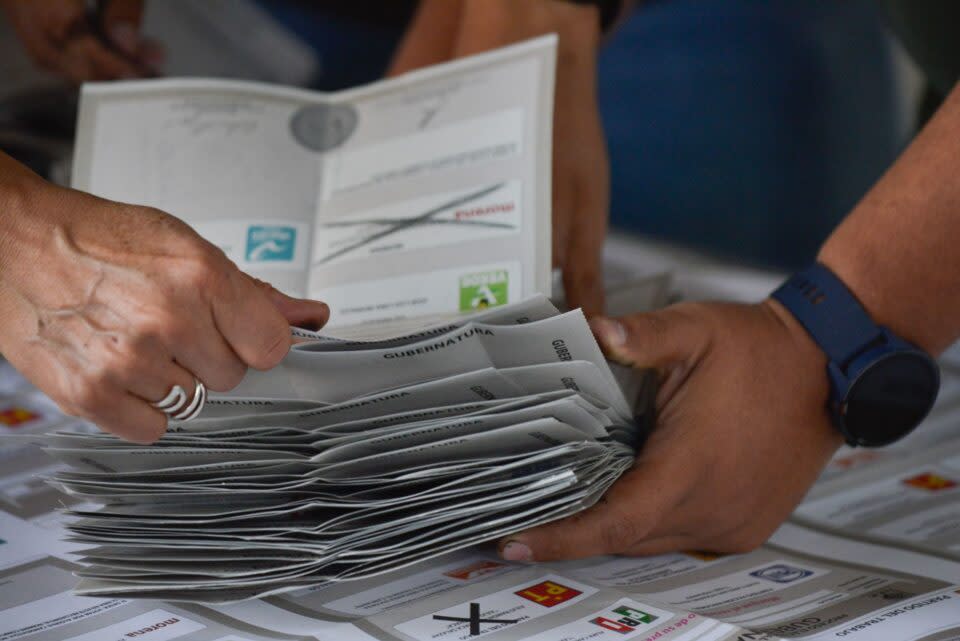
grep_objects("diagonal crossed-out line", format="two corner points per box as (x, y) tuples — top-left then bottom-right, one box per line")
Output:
(313, 183), (505, 265)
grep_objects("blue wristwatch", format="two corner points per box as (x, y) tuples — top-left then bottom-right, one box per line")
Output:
(771, 263), (939, 447)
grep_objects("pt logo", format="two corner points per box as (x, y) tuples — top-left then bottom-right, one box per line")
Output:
(459, 270), (509, 311)
(749, 564), (813, 584)
(432, 603), (519, 636)
(515, 580), (582, 607)
(902, 472), (957, 491)
(0, 407), (40, 427)
(246, 226), (296, 262)
(591, 605), (660, 634)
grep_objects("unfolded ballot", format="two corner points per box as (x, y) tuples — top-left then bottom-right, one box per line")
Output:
(42, 296), (644, 602)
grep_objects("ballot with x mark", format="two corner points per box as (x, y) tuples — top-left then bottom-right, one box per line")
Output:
(314, 183), (511, 265)
(432, 602), (520, 636)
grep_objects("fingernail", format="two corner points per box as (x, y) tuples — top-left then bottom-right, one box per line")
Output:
(590, 318), (627, 347)
(500, 541), (533, 562)
(110, 24), (138, 54)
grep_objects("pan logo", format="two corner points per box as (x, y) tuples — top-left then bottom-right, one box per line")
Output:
(460, 270), (509, 312)
(749, 564), (813, 583)
(246, 226), (296, 262)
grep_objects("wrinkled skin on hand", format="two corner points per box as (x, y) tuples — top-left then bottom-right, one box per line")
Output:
(0, 162), (328, 442)
(499, 300), (844, 561)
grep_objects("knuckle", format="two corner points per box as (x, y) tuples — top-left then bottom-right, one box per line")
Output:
(140, 309), (189, 348)
(99, 341), (140, 382)
(83, 359), (113, 391)
(205, 361), (247, 392)
(180, 251), (228, 292)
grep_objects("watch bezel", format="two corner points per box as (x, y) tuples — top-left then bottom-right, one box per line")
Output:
(833, 345), (940, 447)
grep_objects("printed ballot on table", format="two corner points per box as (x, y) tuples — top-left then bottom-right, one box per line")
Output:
(38, 35), (652, 603)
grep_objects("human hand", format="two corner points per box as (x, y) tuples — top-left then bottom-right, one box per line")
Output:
(0, 0), (162, 84)
(498, 300), (843, 561)
(0, 156), (328, 443)
(390, 0), (610, 316)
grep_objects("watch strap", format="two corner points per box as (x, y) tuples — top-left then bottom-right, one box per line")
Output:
(771, 263), (885, 369)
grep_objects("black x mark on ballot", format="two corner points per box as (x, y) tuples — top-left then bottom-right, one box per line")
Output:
(433, 602), (521, 636)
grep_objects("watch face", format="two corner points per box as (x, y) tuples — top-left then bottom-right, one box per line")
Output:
(842, 351), (939, 446)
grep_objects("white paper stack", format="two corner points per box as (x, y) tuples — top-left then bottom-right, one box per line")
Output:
(42, 297), (643, 602)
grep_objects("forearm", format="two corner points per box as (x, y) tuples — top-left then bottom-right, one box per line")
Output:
(390, 0), (605, 76)
(387, 0), (463, 76)
(819, 83), (960, 355)
(452, 0), (601, 57)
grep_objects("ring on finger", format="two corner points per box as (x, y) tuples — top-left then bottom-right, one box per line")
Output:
(172, 378), (206, 422)
(151, 385), (188, 414)
(151, 379), (206, 422)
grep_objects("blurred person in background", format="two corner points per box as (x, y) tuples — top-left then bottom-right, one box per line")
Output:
(2, 0), (959, 560)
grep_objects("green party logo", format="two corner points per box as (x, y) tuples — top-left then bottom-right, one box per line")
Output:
(459, 270), (509, 311)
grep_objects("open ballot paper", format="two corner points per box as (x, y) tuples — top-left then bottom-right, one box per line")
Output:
(40, 298), (644, 601)
(71, 36), (555, 329)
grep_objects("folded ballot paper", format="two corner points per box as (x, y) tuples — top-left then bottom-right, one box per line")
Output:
(41, 295), (644, 602)
(47, 34), (651, 603)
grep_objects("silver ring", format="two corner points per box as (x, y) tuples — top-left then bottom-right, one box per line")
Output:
(151, 379), (206, 421)
(151, 385), (187, 414)
(173, 379), (206, 421)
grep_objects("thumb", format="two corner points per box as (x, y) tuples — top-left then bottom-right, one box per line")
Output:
(498, 463), (681, 562)
(265, 287), (331, 332)
(589, 306), (705, 369)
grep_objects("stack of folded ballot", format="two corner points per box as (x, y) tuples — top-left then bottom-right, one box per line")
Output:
(43, 296), (644, 602)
